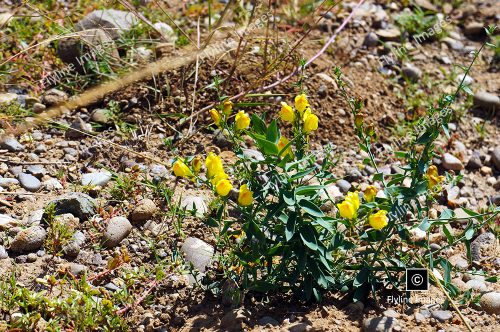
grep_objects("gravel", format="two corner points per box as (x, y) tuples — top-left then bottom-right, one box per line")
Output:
(129, 198), (157, 223)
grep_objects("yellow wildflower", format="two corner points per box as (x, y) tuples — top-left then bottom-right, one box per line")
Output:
(209, 109), (222, 127)
(368, 210), (388, 230)
(211, 171), (228, 186)
(222, 100), (233, 116)
(205, 152), (224, 179)
(191, 156), (202, 174)
(354, 114), (364, 128)
(426, 165), (444, 189)
(303, 108), (319, 134)
(216, 179), (233, 196)
(294, 94), (309, 114)
(235, 111), (250, 131)
(280, 102), (295, 122)
(337, 191), (360, 219)
(277, 136), (293, 157)
(364, 185), (377, 202)
(173, 159), (192, 178)
(238, 184), (254, 206)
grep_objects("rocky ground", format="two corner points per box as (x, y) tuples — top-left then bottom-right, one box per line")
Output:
(0, 0), (499, 331)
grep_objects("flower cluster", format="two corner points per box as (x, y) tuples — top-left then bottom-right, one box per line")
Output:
(279, 94), (319, 134)
(336, 186), (388, 230)
(209, 100), (250, 132)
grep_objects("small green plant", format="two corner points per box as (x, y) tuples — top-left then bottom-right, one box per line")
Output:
(43, 203), (76, 256)
(395, 7), (446, 39)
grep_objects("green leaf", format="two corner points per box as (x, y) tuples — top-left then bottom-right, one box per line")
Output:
(300, 225), (318, 251)
(254, 137), (278, 155)
(289, 167), (316, 181)
(283, 190), (295, 205)
(249, 281), (276, 292)
(464, 227), (474, 240)
(442, 225), (454, 244)
(295, 185), (325, 196)
(353, 267), (369, 288)
(372, 172), (384, 182)
(461, 84), (473, 96)
(285, 213), (297, 241)
(299, 199), (324, 217)
(419, 218), (430, 231)
(251, 114), (266, 135)
(440, 209), (454, 220)
(266, 120), (279, 144)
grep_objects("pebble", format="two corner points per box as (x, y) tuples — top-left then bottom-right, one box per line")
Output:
(0, 136), (24, 152)
(220, 308), (249, 330)
(62, 231), (86, 257)
(68, 263), (87, 276)
(336, 179), (352, 193)
(81, 170), (112, 187)
(363, 316), (399, 332)
(0, 92), (18, 104)
(464, 22), (485, 37)
(41, 88), (68, 106)
(0, 245), (8, 259)
(431, 310), (452, 322)
(442, 37), (464, 51)
(448, 254), (468, 270)
(90, 108), (113, 124)
(181, 237), (214, 273)
(129, 198), (158, 223)
(363, 32), (379, 47)
(466, 152), (482, 170)
(242, 149), (265, 161)
(10, 226), (47, 252)
(473, 91), (500, 111)
(401, 64), (422, 82)
(479, 292), (500, 314)
(491, 146), (500, 170)
(471, 232), (497, 261)
(383, 309), (400, 318)
(258, 316), (279, 326)
(345, 168), (362, 182)
(47, 192), (97, 220)
(65, 118), (93, 139)
(0, 178), (19, 188)
(152, 22), (177, 42)
(76, 9), (139, 40)
(32, 103), (46, 113)
(375, 28), (401, 41)
(27, 253), (37, 262)
(26, 165), (46, 178)
(442, 153), (464, 171)
(465, 279), (488, 292)
(180, 196), (208, 217)
(18, 173), (42, 192)
(43, 178), (63, 191)
(103, 216), (132, 248)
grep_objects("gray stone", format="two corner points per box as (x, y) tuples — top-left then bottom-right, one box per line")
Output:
(345, 169), (362, 182)
(491, 146), (500, 170)
(401, 64), (422, 82)
(258, 316), (279, 326)
(90, 108), (113, 124)
(363, 316), (399, 332)
(27, 253), (37, 262)
(18, 173), (42, 192)
(152, 22), (177, 42)
(414, 0), (437, 12)
(466, 152), (482, 170)
(288, 323), (312, 332)
(65, 118), (93, 139)
(363, 32), (379, 47)
(47, 192), (97, 220)
(220, 308), (249, 330)
(103, 216), (132, 248)
(62, 231), (86, 257)
(180, 196), (208, 217)
(81, 170), (112, 187)
(68, 263), (87, 276)
(10, 226), (47, 252)
(465, 279), (488, 292)
(383, 309), (400, 318)
(337, 179), (352, 193)
(0, 92), (17, 104)
(375, 28), (401, 41)
(0, 136), (24, 152)
(448, 254), (468, 270)
(464, 22), (485, 37)
(442, 37), (464, 51)
(26, 165), (46, 178)
(0, 178), (19, 188)
(213, 129), (233, 149)
(414, 312), (425, 323)
(41, 88), (68, 106)
(442, 153), (464, 171)
(129, 198), (157, 223)
(43, 178), (63, 191)
(181, 237), (214, 272)
(76, 10), (139, 40)
(150, 164), (169, 178)
(0, 245), (8, 259)
(479, 292), (500, 314)
(242, 148), (265, 161)
(473, 91), (500, 111)
(32, 103), (46, 113)
(471, 232), (497, 261)
(431, 310), (452, 322)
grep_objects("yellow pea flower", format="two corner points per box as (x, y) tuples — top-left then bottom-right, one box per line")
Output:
(222, 100), (233, 116)
(173, 159), (192, 178)
(295, 94), (309, 114)
(280, 102), (295, 122)
(209, 109), (222, 127)
(235, 111), (250, 131)
(368, 210), (388, 230)
(238, 184), (253, 206)
(337, 200), (357, 220)
(426, 165), (444, 189)
(277, 136), (293, 157)
(191, 156), (202, 174)
(205, 152), (224, 179)
(216, 178), (233, 196)
(345, 191), (360, 210)
(364, 185), (377, 202)
(303, 108), (319, 134)
(211, 171), (228, 186)
(354, 113), (364, 128)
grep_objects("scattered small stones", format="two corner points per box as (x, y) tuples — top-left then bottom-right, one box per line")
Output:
(363, 316), (399, 332)
(180, 196), (208, 217)
(0, 136), (24, 152)
(473, 91), (500, 111)
(103, 216), (132, 248)
(430, 310), (453, 322)
(129, 198), (158, 223)
(470, 232), (497, 261)
(41, 88), (68, 106)
(220, 308), (249, 330)
(26, 165), (46, 178)
(479, 292), (500, 314)
(180, 237), (214, 273)
(10, 226), (47, 253)
(47, 192), (97, 220)
(18, 173), (42, 192)
(81, 170), (112, 187)
(442, 153), (464, 171)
